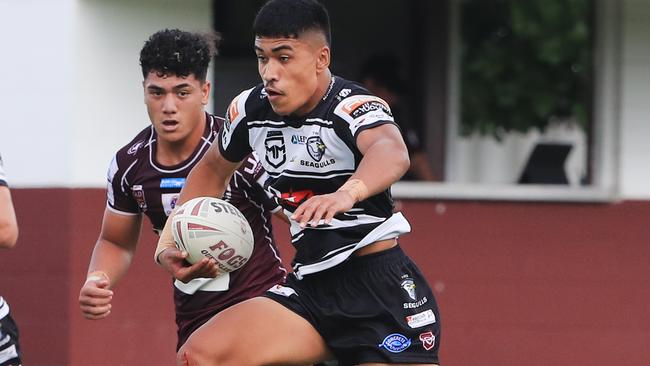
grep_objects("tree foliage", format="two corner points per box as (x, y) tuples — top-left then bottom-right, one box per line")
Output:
(460, 0), (593, 139)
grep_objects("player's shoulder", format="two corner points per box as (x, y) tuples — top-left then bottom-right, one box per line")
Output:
(224, 84), (268, 128)
(113, 125), (154, 165)
(330, 77), (393, 125)
(206, 113), (223, 141)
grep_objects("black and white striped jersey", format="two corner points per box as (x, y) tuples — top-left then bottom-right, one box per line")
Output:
(219, 76), (411, 278)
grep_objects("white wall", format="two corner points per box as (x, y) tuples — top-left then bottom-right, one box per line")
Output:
(0, 0), (212, 187)
(0, 0), (77, 186)
(618, 0), (650, 198)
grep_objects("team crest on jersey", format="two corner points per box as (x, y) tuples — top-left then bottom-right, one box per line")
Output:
(401, 278), (417, 301)
(306, 136), (326, 162)
(264, 131), (286, 168)
(127, 140), (145, 155)
(131, 185), (147, 211)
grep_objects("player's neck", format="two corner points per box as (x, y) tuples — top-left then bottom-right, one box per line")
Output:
(156, 114), (206, 166)
(292, 70), (332, 117)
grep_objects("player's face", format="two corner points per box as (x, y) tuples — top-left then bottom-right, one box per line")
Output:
(143, 72), (210, 143)
(255, 33), (330, 116)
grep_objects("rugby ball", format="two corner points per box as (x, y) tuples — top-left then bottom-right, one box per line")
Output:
(171, 197), (254, 273)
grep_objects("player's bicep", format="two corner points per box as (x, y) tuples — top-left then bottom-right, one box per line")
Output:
(356, 123), (407, 156)
(98, 208), (143, 251)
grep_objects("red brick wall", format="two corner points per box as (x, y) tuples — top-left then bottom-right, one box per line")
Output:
(1, 189), (649, 365)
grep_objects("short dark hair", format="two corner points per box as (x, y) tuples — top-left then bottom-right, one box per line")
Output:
(253, 0), (331, 46)
(139, 28), (221, 82)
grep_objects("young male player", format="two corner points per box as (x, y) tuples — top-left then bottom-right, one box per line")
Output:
(0, 154), (22, 366)
(158, 1), (442, 365)
(77, 29), (286, 349)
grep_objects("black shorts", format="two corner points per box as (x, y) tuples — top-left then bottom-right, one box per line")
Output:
(0, 313), (22, 366)
(265, 245), (441, 365)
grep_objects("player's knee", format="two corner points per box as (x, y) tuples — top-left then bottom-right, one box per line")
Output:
(177, 341), (212, 366)
(177, 336), (234, 366)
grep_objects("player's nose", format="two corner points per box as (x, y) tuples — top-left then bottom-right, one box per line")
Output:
(162, 93), (177, 113)
(261, 60), (279, 83)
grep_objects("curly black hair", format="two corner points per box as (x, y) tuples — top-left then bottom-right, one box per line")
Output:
(253, 0), (331, 46)
(139, 29), (221, 82)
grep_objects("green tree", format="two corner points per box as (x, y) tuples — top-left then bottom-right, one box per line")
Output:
(460, 0), (593, 139)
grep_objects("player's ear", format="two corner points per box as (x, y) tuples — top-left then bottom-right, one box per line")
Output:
(316, 46), (330, 74)
(201, 81), (211, 105)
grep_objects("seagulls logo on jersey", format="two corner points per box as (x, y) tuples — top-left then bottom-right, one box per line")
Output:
(306, 136), (326, 162)
(264, 131), (286, 168)
(401, 278), (417, 301)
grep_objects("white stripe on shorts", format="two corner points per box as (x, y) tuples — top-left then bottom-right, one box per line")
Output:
(0, 344), (19, 364)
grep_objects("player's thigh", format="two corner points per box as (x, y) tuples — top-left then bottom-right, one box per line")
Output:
(359, 364), (439, 366)
(181, 296), (330, 365)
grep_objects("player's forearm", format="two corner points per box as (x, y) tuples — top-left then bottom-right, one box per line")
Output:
(87, 239), (135, 288)
(351, 139), (409, 197)
(178, 153), (230, 205)
(0, 188), (18, 249)
(0, 222), (18, 249)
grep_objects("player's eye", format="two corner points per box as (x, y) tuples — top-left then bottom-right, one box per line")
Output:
(178, 90), (190, 97)
(256, 55), (268, 63)
(279, 55), (290, 62)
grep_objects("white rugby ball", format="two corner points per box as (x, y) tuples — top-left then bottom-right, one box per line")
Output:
(171, 197), (254, 273)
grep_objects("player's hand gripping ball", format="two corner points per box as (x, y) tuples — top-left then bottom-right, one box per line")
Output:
(172, 197), (254, 273)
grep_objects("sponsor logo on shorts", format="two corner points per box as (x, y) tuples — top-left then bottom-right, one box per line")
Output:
(405, 309), (437, 328)
(403, 296), (428, 309)
(401, 278), (417, 300)
(378, 333), (411, 353)
(419, 331), (435, 351)
(160, 177), (186, 189)
(267, 284), (297, 297)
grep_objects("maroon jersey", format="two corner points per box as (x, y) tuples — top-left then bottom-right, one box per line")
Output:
(106, 113), (286, 348)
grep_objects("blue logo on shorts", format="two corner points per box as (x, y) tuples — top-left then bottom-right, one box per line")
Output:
(378, 333), (412, 353)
